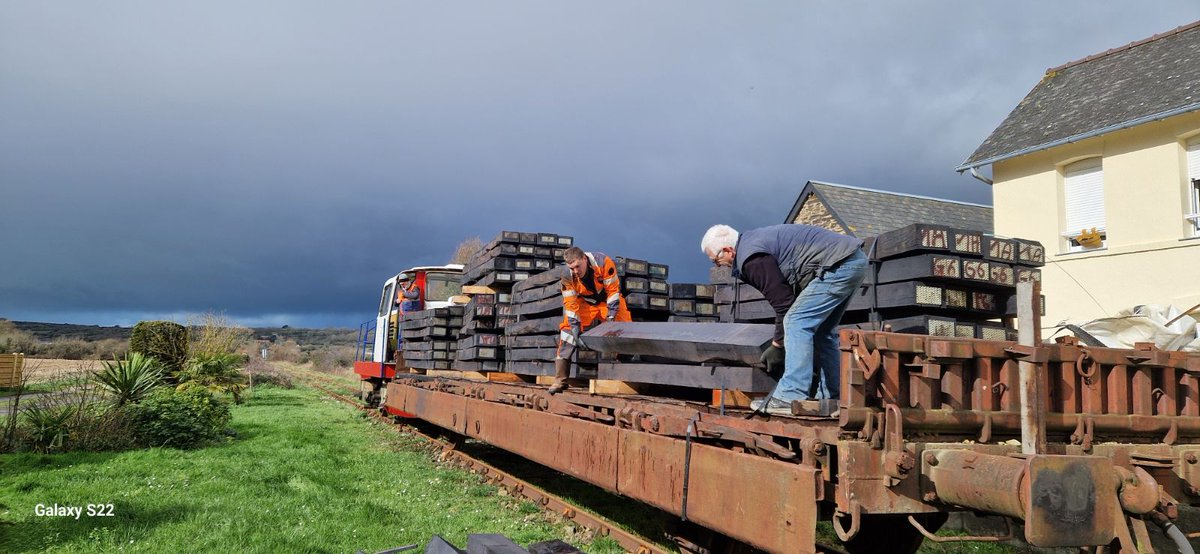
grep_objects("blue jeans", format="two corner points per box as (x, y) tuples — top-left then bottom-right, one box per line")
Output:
(775, 249), (867, 402)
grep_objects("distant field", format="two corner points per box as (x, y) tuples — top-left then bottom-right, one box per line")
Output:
(9, 320), (357, 348)
(18, 359), (101, 382)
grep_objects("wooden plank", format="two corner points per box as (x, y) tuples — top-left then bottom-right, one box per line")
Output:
(1016, 279), (1046, 455)
(589, 380), (644, 395)
(463, 285), (497, 295)
(487, 372), (529, 383)
(711, 389), (765, 409)
(427, 369), (488, 380)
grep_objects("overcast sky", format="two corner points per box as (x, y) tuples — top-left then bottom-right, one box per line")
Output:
(2, 2), (1198, 329)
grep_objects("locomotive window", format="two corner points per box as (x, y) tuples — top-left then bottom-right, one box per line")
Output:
(378, 282), (395, 317)
(425, 273), (462, 302)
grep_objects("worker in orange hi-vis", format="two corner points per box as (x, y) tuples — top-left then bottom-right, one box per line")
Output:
(548, 246), (632, 394)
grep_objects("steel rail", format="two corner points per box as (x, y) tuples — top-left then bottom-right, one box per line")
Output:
(301, 378), (674, 554)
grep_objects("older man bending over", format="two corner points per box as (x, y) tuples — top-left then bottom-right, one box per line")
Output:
(701, 224), (866, 415)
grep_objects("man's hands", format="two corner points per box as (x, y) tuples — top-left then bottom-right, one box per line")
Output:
(760, 343), (784, 378)
(573, 329), (589, 351)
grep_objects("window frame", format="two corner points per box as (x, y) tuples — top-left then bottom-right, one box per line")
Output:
(1061, 159), (1107, 253)
(1187, 137), (1200, 237)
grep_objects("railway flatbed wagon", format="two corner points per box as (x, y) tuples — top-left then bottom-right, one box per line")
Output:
(384, 328), (1200, 553)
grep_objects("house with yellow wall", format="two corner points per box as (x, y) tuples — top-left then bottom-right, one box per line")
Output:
(958, 20), (1200, 329)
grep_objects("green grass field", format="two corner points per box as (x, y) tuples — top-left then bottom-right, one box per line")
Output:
(0, 386), (622, 553)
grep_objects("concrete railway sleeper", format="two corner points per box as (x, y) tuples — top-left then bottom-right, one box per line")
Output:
(384, 367), (1200, 553)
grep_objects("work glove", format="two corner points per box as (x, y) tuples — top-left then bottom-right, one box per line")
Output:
(573, 329), (589, 351)
(760, 344), (785, 378)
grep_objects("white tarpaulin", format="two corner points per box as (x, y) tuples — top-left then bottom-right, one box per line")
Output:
(1073, 304), (1200, 352)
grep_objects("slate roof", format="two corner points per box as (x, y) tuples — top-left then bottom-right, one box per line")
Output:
(784, 181), (993, 238)
(960, 20), (1200, 171)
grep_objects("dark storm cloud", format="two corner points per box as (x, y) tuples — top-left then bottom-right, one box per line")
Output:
(2, 2), (1198, 327)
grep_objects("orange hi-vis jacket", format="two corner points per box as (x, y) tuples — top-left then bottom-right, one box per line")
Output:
(559, 251), (632, 345)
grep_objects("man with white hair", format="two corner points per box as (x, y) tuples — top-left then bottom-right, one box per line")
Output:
(701, 224), (866, 414)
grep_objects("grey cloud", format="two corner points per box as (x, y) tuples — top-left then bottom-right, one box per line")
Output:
(2, 2), (1197, 327)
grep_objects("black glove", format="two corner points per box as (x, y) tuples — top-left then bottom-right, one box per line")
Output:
(573, 329), (589, 351)
(760, 344), (784, 377)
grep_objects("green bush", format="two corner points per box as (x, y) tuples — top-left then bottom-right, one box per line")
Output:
(179, 352), (247, 403)
(130, 321), (188, 376)
(94, 352), (165, 406)
(130, 386), (231, 448)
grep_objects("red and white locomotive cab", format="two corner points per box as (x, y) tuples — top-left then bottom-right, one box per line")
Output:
(354, 264), (462, 403)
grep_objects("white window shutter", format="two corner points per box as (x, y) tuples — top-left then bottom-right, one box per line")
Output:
(1063, 163), (1105, 234)
(1188, 139), (1200, 181)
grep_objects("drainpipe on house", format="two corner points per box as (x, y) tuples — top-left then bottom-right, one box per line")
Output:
(968, 167), (993, 186)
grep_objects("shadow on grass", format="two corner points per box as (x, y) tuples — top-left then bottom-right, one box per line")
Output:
(1, 501), (194, 553)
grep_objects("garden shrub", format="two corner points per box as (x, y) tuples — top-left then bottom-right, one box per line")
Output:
(179, 352), (247, 403)
(65, 403), (140, 452)
(21, 402), (77, 453)
(130, 386), (231, 448)
(94, 352), (164, 406)
(130, 321), (188, 375)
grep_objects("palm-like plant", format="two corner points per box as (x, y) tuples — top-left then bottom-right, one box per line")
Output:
(95, 352), (165, 406)
(22, 402), (78, 452)
(179, 353), (247, 404)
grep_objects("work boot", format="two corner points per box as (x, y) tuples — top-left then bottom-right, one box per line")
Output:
(547, 358), (571, 395)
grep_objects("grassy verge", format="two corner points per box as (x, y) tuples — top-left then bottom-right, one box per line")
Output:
(0, 386), (618, 553)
